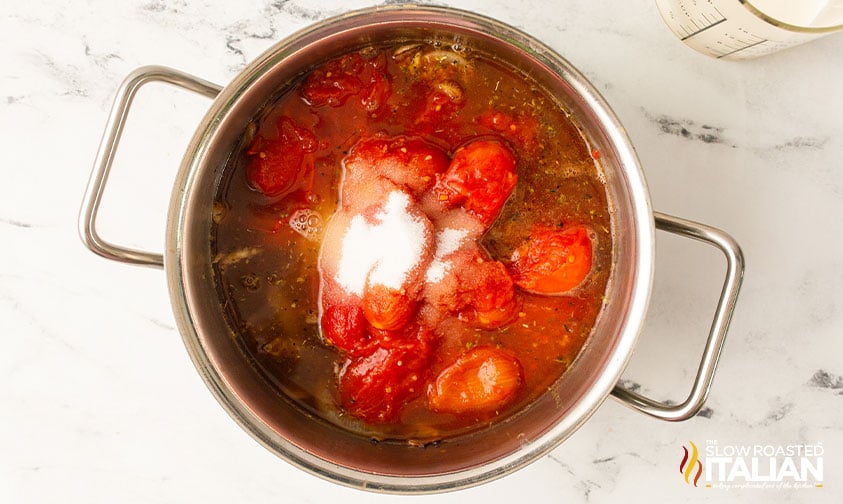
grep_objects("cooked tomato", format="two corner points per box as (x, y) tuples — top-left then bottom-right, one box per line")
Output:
(464, 258), (518, 329)
(428, 346), (523, 414)
(434, 140), (517, 226)
(337, 325), (433, 423)
(420, 246), (517, 329)
(214, 42), (612, 439)
(302, 52), (392, 112)
(246, 117), (317, 196)
(321, 303), (370, 356)
(362, 280), (418, 331)
(343, 136), (450, 198)
(301, 53), (365, 107)
(509, 225), (594, 294)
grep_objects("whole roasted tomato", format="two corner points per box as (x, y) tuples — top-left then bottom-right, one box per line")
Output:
(427, 346), (523, 415)
(343, 136), (450, 199)
(464, 258), (518, 329)
(301, 51), (391, 112)
(337, 325), (434, 423)
(246, 116), (318, 196)
(421, 247), (517, 329)
(509, 225), (593, 294)
(321, 303), (371, 356)
(362, 280), (418, 332)
(434, 139), (517, 226)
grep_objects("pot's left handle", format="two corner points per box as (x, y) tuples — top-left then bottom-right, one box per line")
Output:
(79, 65), (222, 268)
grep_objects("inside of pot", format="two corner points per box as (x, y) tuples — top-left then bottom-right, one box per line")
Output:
(171, 7), (650, 491)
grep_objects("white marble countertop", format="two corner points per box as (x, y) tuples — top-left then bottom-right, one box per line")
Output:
(3, 1), (842, 502)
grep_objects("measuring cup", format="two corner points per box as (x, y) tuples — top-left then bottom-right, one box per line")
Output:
(656, 0), (843, 60)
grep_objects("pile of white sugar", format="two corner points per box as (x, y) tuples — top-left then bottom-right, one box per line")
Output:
(336, 191), (430, 295)
(426, 227), (469, 283)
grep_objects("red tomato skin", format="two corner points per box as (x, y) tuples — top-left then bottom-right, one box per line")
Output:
(301, 52), (392, 111)
(509, 225), (594, 294)
(421, 248), (517, 329)
(300, 53), (365, 107)
(337, 325), (433, 423)
(321, 303), (371, 356)
(434, 140), (518, 226)
(465, 259), (519, 329)
(427, 346), (523, 415)
(343, 136), (450, 199)
(246, 117), (317, 196)
(361, 281), (418, 331)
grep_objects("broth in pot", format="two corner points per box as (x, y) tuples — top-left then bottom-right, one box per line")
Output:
(211, 40), (612, 443)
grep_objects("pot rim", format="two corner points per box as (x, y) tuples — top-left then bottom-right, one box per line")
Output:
(165, 4), (655, 493)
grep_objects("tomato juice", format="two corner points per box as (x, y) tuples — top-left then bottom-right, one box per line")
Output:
(211, 40), (612, 441)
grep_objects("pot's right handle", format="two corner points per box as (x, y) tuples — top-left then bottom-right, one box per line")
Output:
(79, 66), (222, 268)
(611, 211), (745, 421)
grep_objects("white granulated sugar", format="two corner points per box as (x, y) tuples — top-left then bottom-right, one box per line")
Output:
(425, 260), (448, 284)
(435, 227), (468, 257)
(425, 227), (469, 283)
(335, 215), (373, 295)
(336, 190), (429, 295)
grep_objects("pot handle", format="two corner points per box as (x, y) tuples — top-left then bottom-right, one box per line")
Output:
(611, 211), (745, 421)
(79, 66), (222, 268)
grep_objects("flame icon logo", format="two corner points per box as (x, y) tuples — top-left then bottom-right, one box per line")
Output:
(680, 441), (703, 486)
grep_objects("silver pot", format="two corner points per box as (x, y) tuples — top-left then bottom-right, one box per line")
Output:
(79, 5), (744, 494)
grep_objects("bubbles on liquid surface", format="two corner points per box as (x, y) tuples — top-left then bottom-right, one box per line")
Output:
(289, 209), (323, 241)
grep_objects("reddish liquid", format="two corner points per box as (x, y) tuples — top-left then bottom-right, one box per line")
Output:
(211, 41), (612, 441)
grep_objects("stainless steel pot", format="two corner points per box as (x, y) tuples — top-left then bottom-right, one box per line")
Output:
(79, 5), (744, 494)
